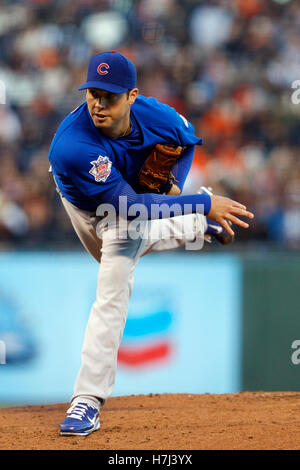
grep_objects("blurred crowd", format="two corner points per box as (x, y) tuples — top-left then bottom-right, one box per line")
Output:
(0, 0), (300, 249)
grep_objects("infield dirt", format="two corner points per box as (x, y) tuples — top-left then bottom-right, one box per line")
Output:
(0, 392), (300, 450)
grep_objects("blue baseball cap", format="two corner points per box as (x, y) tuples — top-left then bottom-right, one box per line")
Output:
(78, 51), (137, 94)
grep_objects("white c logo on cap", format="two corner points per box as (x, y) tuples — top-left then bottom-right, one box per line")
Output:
(97, 63), (110, 75)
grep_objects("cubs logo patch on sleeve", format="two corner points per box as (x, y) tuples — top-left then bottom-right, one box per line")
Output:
(89, 155), (112, 182)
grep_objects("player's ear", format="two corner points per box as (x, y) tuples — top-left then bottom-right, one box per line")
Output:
(128, 88), (138, 105)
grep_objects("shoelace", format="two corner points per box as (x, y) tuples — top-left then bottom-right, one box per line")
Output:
(67, 403), (96, 421)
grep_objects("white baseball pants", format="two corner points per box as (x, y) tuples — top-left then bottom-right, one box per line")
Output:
(59, 191), (207, 407)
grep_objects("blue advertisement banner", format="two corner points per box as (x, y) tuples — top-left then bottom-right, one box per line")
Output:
(115, 254), (242, 396)
(0, 252), (241, 405)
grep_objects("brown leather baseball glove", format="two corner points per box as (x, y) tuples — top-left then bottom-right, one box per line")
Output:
(137, 143), (185, 194)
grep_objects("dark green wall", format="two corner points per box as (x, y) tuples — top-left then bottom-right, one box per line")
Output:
(242, 253), (300, 391)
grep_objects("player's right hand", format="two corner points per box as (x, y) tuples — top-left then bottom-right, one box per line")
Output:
(208, 195), (254, 236)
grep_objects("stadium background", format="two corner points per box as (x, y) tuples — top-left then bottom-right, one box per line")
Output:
(0, 0), (300, 406)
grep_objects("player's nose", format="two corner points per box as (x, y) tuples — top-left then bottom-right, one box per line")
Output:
(95, 96), (106, 109)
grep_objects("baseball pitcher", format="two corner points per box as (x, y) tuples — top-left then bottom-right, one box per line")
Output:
(48, 52), (254, 436)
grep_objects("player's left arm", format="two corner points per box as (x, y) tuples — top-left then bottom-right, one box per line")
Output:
(166, 145), (195, 195)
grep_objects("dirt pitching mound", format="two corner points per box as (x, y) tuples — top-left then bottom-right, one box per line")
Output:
(1, 392), (300, 450)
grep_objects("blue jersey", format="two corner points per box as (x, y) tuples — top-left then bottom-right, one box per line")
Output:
(48, 95), (211, 218)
